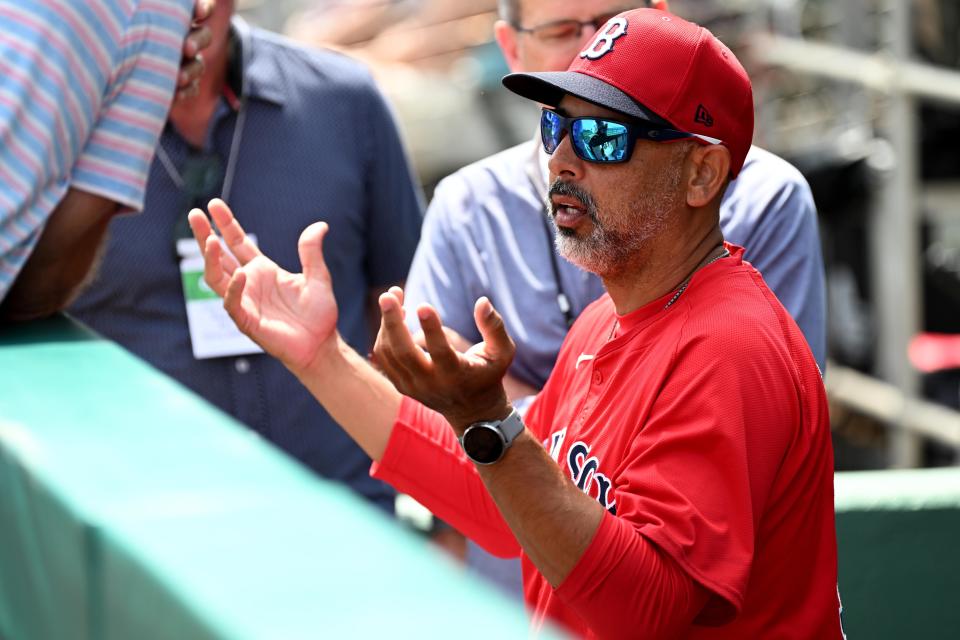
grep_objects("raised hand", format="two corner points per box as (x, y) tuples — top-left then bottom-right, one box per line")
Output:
(187, 199), (339, 374)
(412, 325), (540, 402)
(374, 288), (516, 432)
(411, 324), (473, 353)
(176, 0), (215, 101)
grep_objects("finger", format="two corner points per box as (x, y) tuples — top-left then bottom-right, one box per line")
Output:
(372, 311), (417, 389)
(175, 79), (201, 102)
(378, 291), (430, 374)
(219, 245), (239, 276)
(188, 207), (213, 253)
(183, 25), (212, 59)
(387, 285), (406, 323)
(177, 56), (205, 91)
(207, 198), (261, 264)
(222, 269), (252, 335)
(418, 305), (459, 369)
(193, 0), (215, 23)
(473, 297), (515, 363)
(202, 234), (230, 297)
(189, 207), (237, 280)
(298, 222), (332, 285)
(388, 285), (404, 307)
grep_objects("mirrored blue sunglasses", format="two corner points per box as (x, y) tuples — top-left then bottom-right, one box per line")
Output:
(540, 108), (723, 164)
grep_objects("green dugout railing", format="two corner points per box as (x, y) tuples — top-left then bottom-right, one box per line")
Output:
(0, 317), (551, 639)
(835, 467), (960, 638)
(2, 316), (960, 638)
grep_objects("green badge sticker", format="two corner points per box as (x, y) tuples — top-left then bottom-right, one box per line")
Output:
(181, 270), (220, 301)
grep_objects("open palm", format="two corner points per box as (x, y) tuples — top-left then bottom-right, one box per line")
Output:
(188, 199), (339, 374)
(227, 253), (338, 373)
(375, 291), (516, 431)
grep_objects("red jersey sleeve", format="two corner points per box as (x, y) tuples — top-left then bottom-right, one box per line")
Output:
(555, 512), (710, 639)
(370, 396), (520, 558)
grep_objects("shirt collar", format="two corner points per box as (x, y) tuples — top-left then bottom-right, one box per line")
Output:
(534, 130), (551, 192)
(230, 15), (286, 107)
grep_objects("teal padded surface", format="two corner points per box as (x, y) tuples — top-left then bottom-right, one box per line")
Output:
(835, 469), (960, 639)
(13, 316), (958, 639)
(0, 316), (558, 639)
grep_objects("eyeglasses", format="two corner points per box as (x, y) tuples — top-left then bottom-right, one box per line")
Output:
(512, 8), (633, 44)
(540, 109), (723, 164)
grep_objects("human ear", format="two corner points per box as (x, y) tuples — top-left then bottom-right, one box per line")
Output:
(494, 20), (523, 73)
(685, 145), (731, 208)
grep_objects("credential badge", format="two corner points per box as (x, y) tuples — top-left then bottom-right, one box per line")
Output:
(579, 17), (628, 60)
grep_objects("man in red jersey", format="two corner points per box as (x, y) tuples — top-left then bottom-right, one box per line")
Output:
(187, 8), (844, 639)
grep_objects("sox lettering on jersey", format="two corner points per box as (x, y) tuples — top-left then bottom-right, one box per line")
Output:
(579, 17), (628, 60)
(547, 429), (618, 514)
(547, 427), (567, 462)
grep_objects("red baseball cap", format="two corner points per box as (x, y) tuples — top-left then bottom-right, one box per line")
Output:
(502, 8), (754, 177)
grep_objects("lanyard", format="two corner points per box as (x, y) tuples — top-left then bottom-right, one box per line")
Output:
(160, 18), (252, 253)
(154, 95), (248, 205)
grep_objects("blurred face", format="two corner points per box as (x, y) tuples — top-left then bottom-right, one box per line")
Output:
(546, 96), (692, 277)
(499, 0), (643, 72)
(205, 0), (236, 65)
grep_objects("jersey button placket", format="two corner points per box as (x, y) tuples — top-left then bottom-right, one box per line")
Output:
(577, 365), (602, 429)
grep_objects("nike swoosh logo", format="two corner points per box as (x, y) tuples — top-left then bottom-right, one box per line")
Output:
(576, 354), (595, 369)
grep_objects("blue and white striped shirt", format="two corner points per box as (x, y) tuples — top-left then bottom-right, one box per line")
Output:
(0, 0), (192, 299)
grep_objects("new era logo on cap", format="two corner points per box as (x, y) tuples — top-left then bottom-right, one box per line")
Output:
(695, 104), (714, 127)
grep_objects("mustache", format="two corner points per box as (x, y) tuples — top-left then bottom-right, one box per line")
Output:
(547, 179), (597, 219)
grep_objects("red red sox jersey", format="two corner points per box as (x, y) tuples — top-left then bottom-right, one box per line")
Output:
(373, 245), (844, 639)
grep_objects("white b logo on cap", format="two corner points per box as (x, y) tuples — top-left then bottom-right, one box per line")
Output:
(579, 17), (628, 60)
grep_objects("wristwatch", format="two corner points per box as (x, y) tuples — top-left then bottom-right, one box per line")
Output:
(460, 409), (525, 465)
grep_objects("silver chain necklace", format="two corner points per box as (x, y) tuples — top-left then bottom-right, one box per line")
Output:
(661, 246), (730, 311)
(608, 246), (730, 340)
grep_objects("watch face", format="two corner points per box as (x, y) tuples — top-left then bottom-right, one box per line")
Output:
(462, 425), (505, 464)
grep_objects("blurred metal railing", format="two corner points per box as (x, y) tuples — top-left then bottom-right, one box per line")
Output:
(826, 362), (960, 449)
(753, 0), (960, 465)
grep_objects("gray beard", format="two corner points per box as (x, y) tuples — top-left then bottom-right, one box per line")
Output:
(555, 218), (643, 278)
(548, 170), (681, 278)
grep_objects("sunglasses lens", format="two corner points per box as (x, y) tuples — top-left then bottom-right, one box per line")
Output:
(541, 110), (563, 154)
(572, 118), (629, 163)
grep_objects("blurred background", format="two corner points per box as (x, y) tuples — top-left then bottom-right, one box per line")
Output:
(235, 0), (960, 472)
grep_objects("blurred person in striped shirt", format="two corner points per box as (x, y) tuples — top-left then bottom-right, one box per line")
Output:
(0, 0), (214, 321)
(70, 0), (423, 513)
